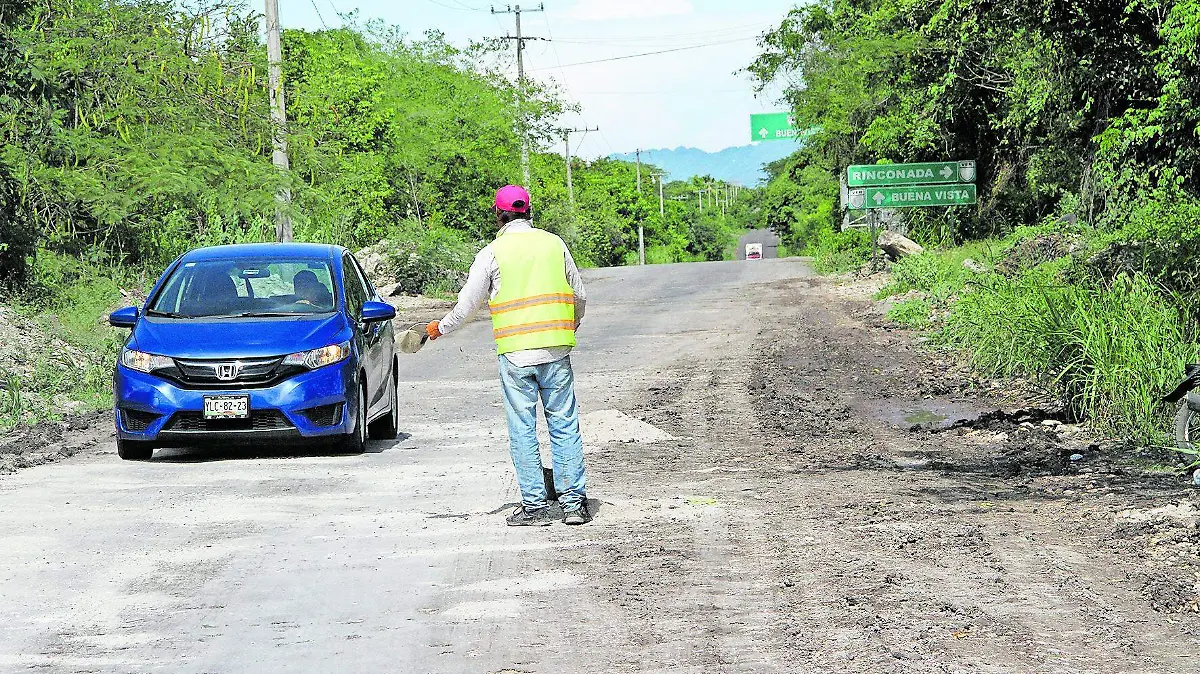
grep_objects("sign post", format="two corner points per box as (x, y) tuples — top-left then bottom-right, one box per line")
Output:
(844, 159), (978, 263)
(750, 113), (803, 142)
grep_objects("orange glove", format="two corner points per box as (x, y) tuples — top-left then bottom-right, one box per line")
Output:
(426, 320), (443, 340)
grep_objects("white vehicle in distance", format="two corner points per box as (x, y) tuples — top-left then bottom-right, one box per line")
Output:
(745, 243), (763, 260)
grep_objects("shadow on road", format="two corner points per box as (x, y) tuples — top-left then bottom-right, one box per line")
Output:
(479, 497), (605, 521)
(149, 432), (411, 463)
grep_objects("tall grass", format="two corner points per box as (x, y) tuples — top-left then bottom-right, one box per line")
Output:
(940, 268), (1197, 442)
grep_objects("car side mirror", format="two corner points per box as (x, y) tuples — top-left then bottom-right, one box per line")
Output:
(108, 306), (139, 328)
(361, 300), (396, 323)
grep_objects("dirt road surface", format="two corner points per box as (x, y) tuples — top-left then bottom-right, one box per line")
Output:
(2, 258), (1198, 673)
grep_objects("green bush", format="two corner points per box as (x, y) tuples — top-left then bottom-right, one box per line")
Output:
(374, 222), (477, 295)
(810, 228), (871, 273)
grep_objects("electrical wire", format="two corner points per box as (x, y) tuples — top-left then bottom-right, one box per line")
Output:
(549, 23), (768, 44)
(574, 88), (749, 95)
(596, 128), (618, 157)
(425, 0), (487, 11)
(541, 10), (580, 107)
(309, 0), (328, 28)
(529, 37), (756, 71)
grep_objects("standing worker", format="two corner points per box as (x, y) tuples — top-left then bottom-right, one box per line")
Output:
(425, 185), (592, 526)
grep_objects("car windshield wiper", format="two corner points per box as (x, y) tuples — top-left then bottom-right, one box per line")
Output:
(144, 309), (194, 319)
(210, 311), (309, 319)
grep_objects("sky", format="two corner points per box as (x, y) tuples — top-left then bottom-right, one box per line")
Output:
(277, 0), (798, 159)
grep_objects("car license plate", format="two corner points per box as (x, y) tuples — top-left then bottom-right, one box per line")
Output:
(203, 395), (250, 420)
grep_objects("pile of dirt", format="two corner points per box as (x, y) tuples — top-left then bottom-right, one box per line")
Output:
(581, 409), (673, 444)
(931, 410), (1083, 477)
(0, 411), (109, 474)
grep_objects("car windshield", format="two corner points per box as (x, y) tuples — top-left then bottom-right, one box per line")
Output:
(149, 258), (337, 319)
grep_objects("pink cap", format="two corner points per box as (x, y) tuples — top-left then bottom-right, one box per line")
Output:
(495, 185), (531, 213)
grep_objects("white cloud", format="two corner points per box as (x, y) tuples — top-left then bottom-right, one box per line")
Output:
(566, 0), (694, 22)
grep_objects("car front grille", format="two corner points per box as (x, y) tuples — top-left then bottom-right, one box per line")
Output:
(164, 410), (294, 433)
(299, 403), (342, 428)
(152, 356), (312, 391)
(171, 357), (287, 388)
(120, 408), (159, 432)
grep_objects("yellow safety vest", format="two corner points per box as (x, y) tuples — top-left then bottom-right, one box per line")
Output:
(489, 228), (577, 355)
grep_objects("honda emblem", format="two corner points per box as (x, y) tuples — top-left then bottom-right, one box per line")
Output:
(216, 363), (239, 381)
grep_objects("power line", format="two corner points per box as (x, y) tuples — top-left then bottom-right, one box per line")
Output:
(529, 37), (756, 70)
(596, 128), (617, 156)
(575, 88), (749, 96)
(309, 0), (327, 28)
(550, 27), (766, 45)
(425, 0), (487, 10)
(540, 9), (579, 108)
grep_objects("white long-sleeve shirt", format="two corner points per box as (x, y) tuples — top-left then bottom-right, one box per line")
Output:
(437, 220), (587, 367)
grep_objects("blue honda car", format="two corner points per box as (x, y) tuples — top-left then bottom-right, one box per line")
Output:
(108, 243), (399, 460)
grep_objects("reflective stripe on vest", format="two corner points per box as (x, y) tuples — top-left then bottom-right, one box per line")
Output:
(489, 229), (577, 355)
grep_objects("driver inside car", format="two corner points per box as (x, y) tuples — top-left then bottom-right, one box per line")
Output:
(293, 270), (333, 310)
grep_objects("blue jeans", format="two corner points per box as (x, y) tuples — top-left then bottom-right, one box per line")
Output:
(498, 355), (587, 511)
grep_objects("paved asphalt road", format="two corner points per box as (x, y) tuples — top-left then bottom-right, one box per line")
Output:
(0, 258), (807, 673)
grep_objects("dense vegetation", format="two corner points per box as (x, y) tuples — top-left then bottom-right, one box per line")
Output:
(0, 0), (749, 429)
(749, 0), (1200, 445)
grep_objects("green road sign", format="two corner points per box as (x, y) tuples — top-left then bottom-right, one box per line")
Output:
(751, 113), (802, 142)
(848, 184), (977, 210)
(848, 161), (976, 187)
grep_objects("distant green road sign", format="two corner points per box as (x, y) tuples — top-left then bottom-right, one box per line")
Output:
(751, 113), (802, 142)
(848, 161), (976, 187)
(848, 184), (977, 210)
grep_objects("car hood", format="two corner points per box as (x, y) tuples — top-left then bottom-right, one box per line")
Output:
(131, 314), (349, 360)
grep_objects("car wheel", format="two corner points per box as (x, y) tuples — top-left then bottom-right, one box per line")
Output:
(117, 439), (154, 461)
(338, 384), (367, 455)
(369, 363), (399, 441)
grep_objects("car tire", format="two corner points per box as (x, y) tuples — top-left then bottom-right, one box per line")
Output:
(117, 439), (154, 461)
(338, 384), (368, 455)
(369, 363), (399, 441)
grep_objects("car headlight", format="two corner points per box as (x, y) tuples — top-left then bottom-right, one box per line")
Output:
(282, 341), (351, 370)
(121, 349), (174, 373)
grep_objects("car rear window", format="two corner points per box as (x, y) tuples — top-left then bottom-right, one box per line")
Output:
(149, 259), (337, 318)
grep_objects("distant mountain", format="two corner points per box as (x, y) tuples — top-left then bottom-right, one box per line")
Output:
(609, 142), (802, 186)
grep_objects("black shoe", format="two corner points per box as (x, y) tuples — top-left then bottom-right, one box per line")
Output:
(563, 502), (592, 525)
(507, 506), (555, 527)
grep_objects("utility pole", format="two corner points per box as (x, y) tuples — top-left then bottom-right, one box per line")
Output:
(635, 149), (642, 193)
(264, 0), (292, 242)
(561, 126), (598, 209)
(634, 149), (644, 265)
(698, 190), (704, 212)
(654, 173), (665, 218)
(493, 4), (545, 188)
